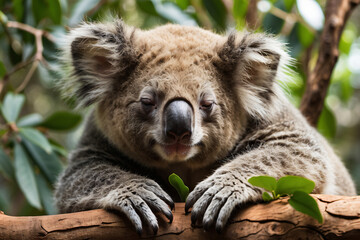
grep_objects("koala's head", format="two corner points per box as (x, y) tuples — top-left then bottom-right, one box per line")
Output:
(60, 19), (290, 168)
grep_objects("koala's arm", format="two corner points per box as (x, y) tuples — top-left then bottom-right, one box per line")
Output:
(185, 121), (334, 232)
(54, 121), (174, 234)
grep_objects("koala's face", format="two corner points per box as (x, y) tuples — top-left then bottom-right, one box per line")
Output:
(62, 20), (286, 168)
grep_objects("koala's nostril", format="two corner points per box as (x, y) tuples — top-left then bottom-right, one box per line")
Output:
(166, 131), (179, 141)
(164, 100), (193, 143)
(180, 131), (191, 141)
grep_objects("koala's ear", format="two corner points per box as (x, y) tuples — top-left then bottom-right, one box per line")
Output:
(59, 19), (139, 107)
(216, 32), (292, 121)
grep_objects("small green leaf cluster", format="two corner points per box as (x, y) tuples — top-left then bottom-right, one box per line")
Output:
(0, 92), (81, 214)
(248, 175), (323, 224)
(168, 173), (189, 202)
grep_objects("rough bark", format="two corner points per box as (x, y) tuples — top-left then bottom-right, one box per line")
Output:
(246, 0), (258, 29)
(300, 0), (360, 126)
(1, 194), (360, 240)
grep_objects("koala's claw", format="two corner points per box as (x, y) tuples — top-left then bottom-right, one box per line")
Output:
(101, 178), (173, 235)
(142, 183), (174, 210)
(185, 172), (258, 232)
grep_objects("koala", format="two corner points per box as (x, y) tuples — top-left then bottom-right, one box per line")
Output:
(54, 19), (356, 234)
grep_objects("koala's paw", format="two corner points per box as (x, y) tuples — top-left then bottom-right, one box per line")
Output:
(185, 171), (260, 232)
(99, 178), (174, 235)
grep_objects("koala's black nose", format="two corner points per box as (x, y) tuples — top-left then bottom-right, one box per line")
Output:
(164, 100), (193, 143)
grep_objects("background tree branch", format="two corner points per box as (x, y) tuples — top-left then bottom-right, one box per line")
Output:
(300, 0), (360, 126)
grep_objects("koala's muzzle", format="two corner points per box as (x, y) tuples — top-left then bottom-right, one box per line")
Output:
(164, 100), (193, 144)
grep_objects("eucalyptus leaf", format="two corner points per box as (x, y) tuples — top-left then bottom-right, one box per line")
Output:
(32, 0), (62, 25)
(0, 10), (8, 23)
(19, 128), (52, 153)
(248, 176), (277, 192)
(317, 104), (336, 140)
(288, 191), (323, 223)
(176, 0), (190, 10)
(0, 61), (6, 78)
(23, 139), (63, 184)
(202, 0), (227, 30)
(39, 111), (82, 131)
(48, 0), (62, 25)
(297, 23), (315, 48)
(276, 176), (315, 195)
(232, 0), (248, 29)
(0, 186), (11, 213)
(13, 0), (24, 21)
(1, 92), (25, 123)
(0, 147), (14, 180)
(154, 1), (197, 26)
(137, 0), (158, 16)
(284, 0), (295, 11)
(168, 173), (189, 202)
(17, 113), (43, 127)
(69, 0), (101, 26)
(36, 174), (58, 214)
(14, 142), (42, 210)
(49, 139), (68, 157)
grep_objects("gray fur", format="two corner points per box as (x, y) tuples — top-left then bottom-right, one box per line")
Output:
(55, 19), (356, 234)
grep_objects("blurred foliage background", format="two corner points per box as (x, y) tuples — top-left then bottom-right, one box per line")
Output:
(0, 0), (359, 216)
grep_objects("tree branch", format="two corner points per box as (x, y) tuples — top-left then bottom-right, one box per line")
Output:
(245, 0), (258, 30)
(300, 0), (360, 126)
(0, 21), (55, 94)
(0, 195), (360, 239)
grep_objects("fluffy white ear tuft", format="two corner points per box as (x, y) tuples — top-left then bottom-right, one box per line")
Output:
(58, 19), (139, 107)
(218, 32), (294, 122)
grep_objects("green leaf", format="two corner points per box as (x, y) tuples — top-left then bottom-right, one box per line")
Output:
(17, 113), (43, 127)
(153, 1), (197, 26)
(137, 0), (158, 16)
(69, 0), (101, 26)
(19, 128), (52, 153)
(13, 0), (24, 21)
(284, 0), (295, 11)
(202, 0), (227, 30)
(0, 147), (14, 180)
(168, 173), (189, 202)
(339, 26), (357, 54)
(288, 191), (323, 223)
(248, 176), (277, 192)
(176, 0), (190, 10)
(0, 186), (11, 213)
(49, 139), (68, 157)
(317, 104), (336, 140)
(233, 0), (248, 20)
(32, 0), (62, 25)
(297, 23), (315, 48)
(1, 92), (25, 123)
(0, 10), (8, 23)
(0, 61), (6, 78)
(36, 173), (58, 214)
(14, 142), (42, 210)
(340, 76), (353, 102)
(22, 139), (63, 184)
(39, 111), (82, 131)
(233, 0), (248, 29)
(262, 191), (273, 202)
(48, 0), (62, 25)
(276, 176), (315, 195)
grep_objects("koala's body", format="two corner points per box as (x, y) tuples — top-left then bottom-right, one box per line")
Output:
(55, 19), (356, 234)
